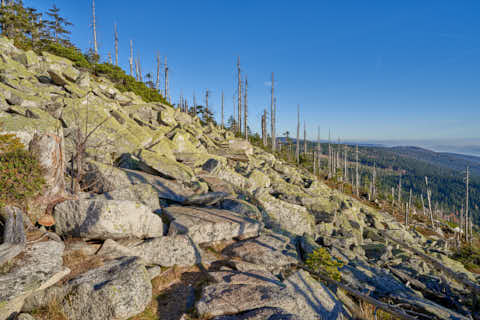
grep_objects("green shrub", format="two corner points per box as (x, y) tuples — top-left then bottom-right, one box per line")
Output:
(42, 41), (91, 69)
(0, 133), (24, 153)
(306, 247), (343, 281)
(0, 148), (45, 207)
(93, 63), (169, 104)
(451, 245), (480, 274)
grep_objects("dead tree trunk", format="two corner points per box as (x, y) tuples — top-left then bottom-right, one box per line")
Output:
(108, 52), (112, 64)
(237, 57), (242, 134)
(221, 89), (224, 128)
(303, 121), (307, 156)
(421, 194), (426, 216)
(271, 72), (276, 151)
(425, 176), (434, 229)
(114, 23), (119, 66)
(164, 57), (169, 101)
(317, 126), (321, 173)
(193, 91), (197, 117)
(92, 0), (98, 55)
(344, 145), (348, 182)
(137, 57), (142, 82)
(156, 53), (161, 91)
(355, 145), (359, 196)
(372, 162), (377, 200)
(129, 40), (133, 76)
(465, 166), (470, 243)
(244, 77), (248, 139)
(262, 110), (267, 146)
(398, 175), (402, 206)
(296, 105), (300, 164)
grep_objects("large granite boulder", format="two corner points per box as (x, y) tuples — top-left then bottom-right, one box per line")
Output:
(212, 307), (301, 320)
(97, 235), (199, 267)
(61, 257), (151, 320)
(254, 189), (314, 236)
(164, 206), (261, 244)
(91, 183), (160, 210)
(0, 241), (70, 320)
(54, 199), (163, 240)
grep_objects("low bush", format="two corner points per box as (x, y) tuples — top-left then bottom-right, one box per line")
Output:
(451, 245), (480, 274)
(306, 247), (343, 281)
(42, 41), (91, 69)
(0, 141), (45, 207)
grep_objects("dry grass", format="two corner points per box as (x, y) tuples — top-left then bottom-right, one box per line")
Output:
(62, 248), (104, 283)
(31, 298), (68, 320)
(359, 301), (401, 320)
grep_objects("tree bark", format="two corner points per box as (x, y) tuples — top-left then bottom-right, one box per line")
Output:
(114, 23), (119, 66)
(244, 77), (248, 139)
(92, 0), (98, 55)
(296, 105), (300, 164)
(271, 72), (275, 151)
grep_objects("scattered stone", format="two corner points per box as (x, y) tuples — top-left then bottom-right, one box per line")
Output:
(183, 192), (230, 206)
(164, 206), (261, 244)
(219, 198), (262, 221)
(54, 199), (163, 240)
(92, 183), (160, 210)
(61, 257), (152, 320)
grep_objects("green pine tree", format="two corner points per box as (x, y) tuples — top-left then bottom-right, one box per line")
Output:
(45, 4), (72, 46)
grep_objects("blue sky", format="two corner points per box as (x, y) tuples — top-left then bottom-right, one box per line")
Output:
(27, 1), (480, 142)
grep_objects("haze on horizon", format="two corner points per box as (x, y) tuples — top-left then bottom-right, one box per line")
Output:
(25, 0), (480, 148)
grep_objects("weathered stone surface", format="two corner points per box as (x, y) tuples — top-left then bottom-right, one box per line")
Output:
(54, 199), (163, 240)
(22, 285), (68, 313)
(118, 151), (194, 182)
(213, 307), (301, 320)
(208, 270), (283, 287)
(97, 235), (199, 267)
(183, 192), (230, 206)
(248, 169), (271, 192)
(223, 233), (299, 273)
(0, 241), (69, 320)
(285, 270), (346, 320)
(254, 189), (314, 236)
(16, 314), (36, 320)
(84, 161), (194, 202)
(61, 257), (151, 320)
(228, 139), (253, 156)
(164, 206), (261, 244)
(362, 243), (390, 261)
(219, 198), (262, 221)
(198, 175), (235, 194)
(196, 284), (297, 318)
(92, 183), (160, 210)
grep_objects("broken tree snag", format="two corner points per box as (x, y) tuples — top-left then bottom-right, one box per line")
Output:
(297, 265), (417, 320)
(381, 230), (480, 295)
(0, 206), (26, 266)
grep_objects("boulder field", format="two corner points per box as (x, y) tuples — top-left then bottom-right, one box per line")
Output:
(0, 36), (478, 320)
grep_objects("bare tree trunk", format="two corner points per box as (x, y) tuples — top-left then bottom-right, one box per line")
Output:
(237, 57), (242, 134)
(137, 57), (142, 82)
(262, 110), (267, 146)
(273, 97), (277, 152)
(164, 57), (169, 101)
(156, 53), (161, 91)
(296, 105), (300, 164)
(355, 145), (359, 196)
(193, 91), (196, 116)
(317, 126), (321, 173)
(398, 175), (402, 205)
(129, 40), (133, 76)
(303, 121), (307, 156)
(108, 52), (112, 64)
(344, 145), (348, 182)
(465, 166), (470, 243)
(425, 176), (434, 229)
(392, 187), (395, 207)
(421, 194), (426, 216)
(372, 162), (377, 200)
(205, 89), (209, 109)
(328, 131), (332, 179)
(92, 0), (98, 55)
(114, 23), (119, 66)
(221, 89), (224, 128)
(244, 77), (248, 139)
(271, 72), (275, 151)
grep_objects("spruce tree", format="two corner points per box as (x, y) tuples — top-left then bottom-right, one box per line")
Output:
(45, 4), (72, 45)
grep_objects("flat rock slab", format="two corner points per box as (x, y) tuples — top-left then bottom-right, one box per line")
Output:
(208, 270), (284, 287)
(164, 206), (261, 244)
(92, 183), (160, 210)
(0, 241), (70, 320)
(54, 199), (163, 240)
(213, 307), (301, 320)
(285, 270), (346, 320)
(85, 161), (194, 202)
(196, 284), (297, 318)
(61, 257), (152, 320)
(97, 235), (200, 267)
(222, 233), (299, 273)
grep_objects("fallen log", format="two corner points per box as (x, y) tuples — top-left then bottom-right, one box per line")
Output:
(297, 264), (418, 320)
(381, 230), (480, 295)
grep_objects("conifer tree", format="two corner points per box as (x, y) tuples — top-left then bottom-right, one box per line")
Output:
(45, 4), (72, 45)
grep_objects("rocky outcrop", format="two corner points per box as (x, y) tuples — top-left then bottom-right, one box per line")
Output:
(54, 199), (164, 240)
(61, 257), (152, 320)
(164, 206), (261, 244)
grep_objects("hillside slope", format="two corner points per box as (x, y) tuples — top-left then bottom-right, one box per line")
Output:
(0, 37), (478, 320)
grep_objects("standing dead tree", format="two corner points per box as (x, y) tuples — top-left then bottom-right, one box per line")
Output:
(317, 126), (321, 174)
(221, 89), (224, 128)
(398, 175), (402, 206)
(244, 77), (248, 139)
(296, 105), (300, 164)
(237, 57), (242, 134)
(114, 23), (119, 66)
(156, 53), (161, 91)
(425, 176), (434, 229)
(465, 166), (470, 242)
(164, 57), (169, 101)
(303, 121), (307, 156)
(92, 0), (98, 55)
(270, 72), (276, 151)
(355, 145), (359, 196)
(372, 162), (377, 200)
(262, 109), (267, 146)
(129, 40), (133, 76)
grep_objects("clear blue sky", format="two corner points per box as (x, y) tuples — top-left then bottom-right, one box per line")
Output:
(27, 0), (480, 141)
